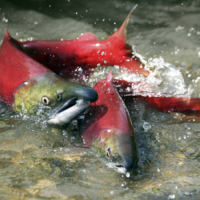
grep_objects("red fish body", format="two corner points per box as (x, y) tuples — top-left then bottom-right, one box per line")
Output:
(12, 6), (149, 79)
(0, 30), (50, 105)
(113, 79), (200, 112)
(80, 72), (138, 169)
(0, 30), (98, 125)
(7, 4), (200, 114)
(143, 96), (200, 112)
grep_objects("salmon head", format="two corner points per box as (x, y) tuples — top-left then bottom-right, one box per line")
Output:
(0, 30), (98, 126)
(14, 72), (98, 125)
(80, 72), (138, 172)
(92, 128), (138, 172)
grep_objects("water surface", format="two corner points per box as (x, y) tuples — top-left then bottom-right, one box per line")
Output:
(1, 0), (200, 199)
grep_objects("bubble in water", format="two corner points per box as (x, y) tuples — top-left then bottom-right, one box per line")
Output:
(168, 194), (175, 199)
(143, 121), (151, 132)
(110, 191), (114, 195)
(175, 26), (184, 31)
(184, 191), (190, 196)
(126, 172), (130, 178)
(2, 17), (8, 22)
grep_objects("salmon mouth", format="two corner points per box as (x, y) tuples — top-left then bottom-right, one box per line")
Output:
(106, 162), (127, 174)
(47, 97), (90, 126)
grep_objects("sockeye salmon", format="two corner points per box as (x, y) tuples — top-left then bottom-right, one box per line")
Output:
(0, 30), (98, 125)
(10, 5), (149, 80)
(9, 5), (200, 114)
(79, 72), (138, 171)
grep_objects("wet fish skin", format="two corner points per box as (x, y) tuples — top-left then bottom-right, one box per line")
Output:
(13, 6), (149, 79)
(0, 30), (98, 124)
(80, 72), (138, 170)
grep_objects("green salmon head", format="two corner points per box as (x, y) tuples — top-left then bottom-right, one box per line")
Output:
(92, 129), (138, 173)
(14, 72), (98, 125)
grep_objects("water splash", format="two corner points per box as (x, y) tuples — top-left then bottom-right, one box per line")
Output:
(116, 52), (188, 97)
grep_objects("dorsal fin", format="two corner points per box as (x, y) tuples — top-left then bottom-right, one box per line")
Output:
(109, 5), (137, 42)
(77, 32), (98, 42)
(4, 29), (24, 51)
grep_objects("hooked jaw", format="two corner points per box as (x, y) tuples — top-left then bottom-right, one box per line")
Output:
(47, 80), (98, 125)
(47, 97), (90, 125)
(75, 86), (98, 102)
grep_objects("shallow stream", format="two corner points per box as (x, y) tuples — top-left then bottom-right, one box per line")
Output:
(1, 0), (200, 199)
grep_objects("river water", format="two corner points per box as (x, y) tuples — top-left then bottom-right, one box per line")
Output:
(1, 0), (200, 199)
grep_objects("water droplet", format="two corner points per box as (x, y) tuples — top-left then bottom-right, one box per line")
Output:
(184, 191), (190, 196)
(2, 17), (8, 22)
(175, 26), (184, 31)
(143, 121), (151, 132)
(168, 194), (175, 199)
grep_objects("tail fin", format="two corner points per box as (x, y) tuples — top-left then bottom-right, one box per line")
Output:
(109, 5), (137, 42)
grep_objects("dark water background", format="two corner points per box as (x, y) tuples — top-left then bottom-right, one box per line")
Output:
(1, 0), (200, 199)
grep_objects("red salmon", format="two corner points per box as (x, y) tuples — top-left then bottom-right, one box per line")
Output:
(11, 5), (149, 80)
(79, 71), (138, 170)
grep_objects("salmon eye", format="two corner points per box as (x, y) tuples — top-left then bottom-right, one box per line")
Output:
(42, 96), (50, 105)
(57, 94), (62, 101)
(106, 148), (111, 158)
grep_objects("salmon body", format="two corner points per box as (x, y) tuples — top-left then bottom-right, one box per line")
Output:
(80, 72), (138, 170)
(6, 5), (199, 114)
(13, 6), (198, 114)
(0, 30), (98, 125)
(12, 6), (148, 79)
(113, 79), (200, 112)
